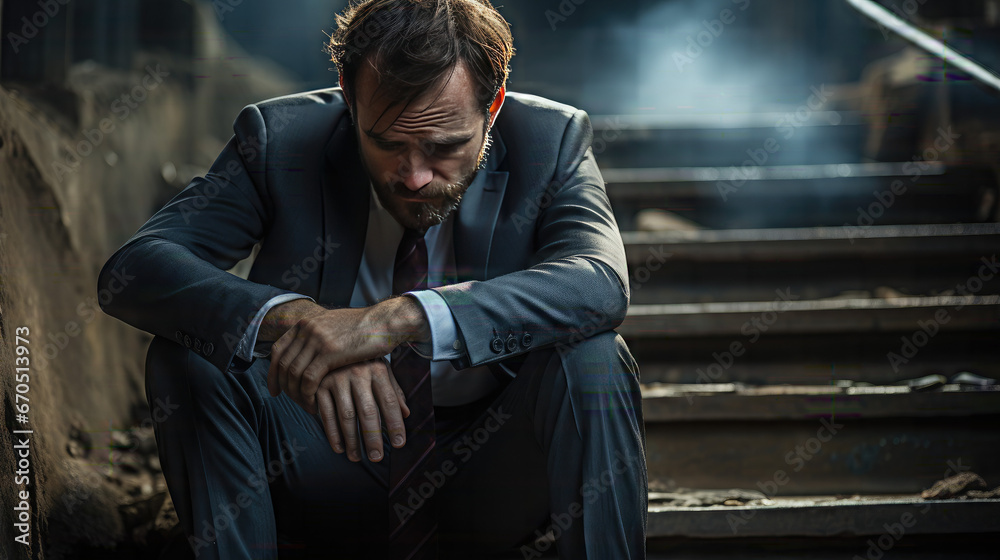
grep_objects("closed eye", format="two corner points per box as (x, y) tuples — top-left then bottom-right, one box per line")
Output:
(375, 141), (403, 151)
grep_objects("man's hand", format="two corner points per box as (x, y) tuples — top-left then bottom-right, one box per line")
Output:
(314, 358), (410, 462)
(264, 295), (431, 415)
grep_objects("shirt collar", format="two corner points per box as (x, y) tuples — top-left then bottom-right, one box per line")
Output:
(369, 180), (386, 212)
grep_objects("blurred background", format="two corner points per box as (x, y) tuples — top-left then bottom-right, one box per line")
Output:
(1, 0), (999, 558)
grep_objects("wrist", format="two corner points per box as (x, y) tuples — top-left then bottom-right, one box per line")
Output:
(260, 298), (325, 342)
(376, 295), (431, 346)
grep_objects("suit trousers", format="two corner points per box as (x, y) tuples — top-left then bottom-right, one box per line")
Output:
(144, 329), (647, 559)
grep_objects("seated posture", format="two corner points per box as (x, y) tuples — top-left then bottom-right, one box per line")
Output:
(98, 0), (647, 558)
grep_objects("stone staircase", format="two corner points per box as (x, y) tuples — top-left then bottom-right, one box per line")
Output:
(593, 112), (1000, 556)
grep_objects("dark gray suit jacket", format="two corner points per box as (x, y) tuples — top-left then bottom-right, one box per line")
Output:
(98, 88), (629, 374)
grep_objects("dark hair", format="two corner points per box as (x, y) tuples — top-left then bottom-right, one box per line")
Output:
(326, 0), (514, 127)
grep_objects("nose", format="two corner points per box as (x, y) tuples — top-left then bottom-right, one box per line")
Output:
(399, 151), (433, 192)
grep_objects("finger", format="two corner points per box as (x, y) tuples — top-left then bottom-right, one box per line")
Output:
(276, 329), (308, 398)
(351, 369), (385, 462)
(285, 339), (318, 409)
(300, 354), (336, 414)
(371, 364), (406, 448)
(316, 388), (344, 453)
(333, 375), (362, 462)
(386, 361), (410, 419)
(268, 324), (299, 397)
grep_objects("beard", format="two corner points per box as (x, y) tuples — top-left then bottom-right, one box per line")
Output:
(360, 125), (493, 233)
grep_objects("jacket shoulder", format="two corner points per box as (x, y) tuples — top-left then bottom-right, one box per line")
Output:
(500, 91), (583, 126)
(494, 92), (593, 178)
(235, 87), (350, 136)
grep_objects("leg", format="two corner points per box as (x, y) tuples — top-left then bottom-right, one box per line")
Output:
(434, 330), (647, 559)
(144, 336), (391, 560)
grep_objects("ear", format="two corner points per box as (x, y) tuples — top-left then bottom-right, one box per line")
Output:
(487, 85), (506, 128)
(339, 74), (351, 107)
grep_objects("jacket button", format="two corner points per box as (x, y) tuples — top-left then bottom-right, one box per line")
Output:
(505, 335), (517, 353)
(183, 334), (192, 349)
(175, 330), (183, 343)
(521, 333), (533, 348)
(203, 343), (214, 357)
(194, 338), (203, 352)
(490, 337), (504, 354)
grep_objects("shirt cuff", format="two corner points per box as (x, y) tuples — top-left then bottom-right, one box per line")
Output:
(405, 290), (465, 361)
(236, 293), (314, 361)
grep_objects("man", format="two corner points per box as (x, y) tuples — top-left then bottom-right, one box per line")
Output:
(98, 0), (647, 558)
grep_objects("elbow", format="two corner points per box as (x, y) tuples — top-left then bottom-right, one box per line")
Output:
(96, 247), (136, 316)
(608, 279), (629, 329)
(96, 256), (118, 315)
(598, 262), (630, 330)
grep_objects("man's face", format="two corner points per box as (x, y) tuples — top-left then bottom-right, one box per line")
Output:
(350, 62), (494, 233)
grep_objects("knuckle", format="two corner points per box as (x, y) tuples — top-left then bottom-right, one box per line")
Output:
(361, 403), (379, 418)
(302, 368), (321, 385)
(340, 407), (356, 421)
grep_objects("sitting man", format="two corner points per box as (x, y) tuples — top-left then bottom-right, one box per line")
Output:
(98, 0), (647, 558)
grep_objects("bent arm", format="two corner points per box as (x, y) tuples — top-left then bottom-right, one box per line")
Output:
(98, 104), (297, 372)
(434, 109), (630, 369)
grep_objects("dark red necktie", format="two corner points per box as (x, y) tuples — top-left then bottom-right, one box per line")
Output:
(389, 228), (439, 559)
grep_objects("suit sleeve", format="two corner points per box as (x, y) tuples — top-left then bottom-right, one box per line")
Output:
(431, 109), (630, 369)
(97, 104), (298, 373)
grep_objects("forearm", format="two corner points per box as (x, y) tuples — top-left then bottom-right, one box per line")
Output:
(258, 298), (326, 343)
(259, 294), (431, 350)
(368, 295), (432, 348)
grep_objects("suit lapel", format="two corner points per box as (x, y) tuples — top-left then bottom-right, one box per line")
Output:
(318, 114), (370, 307)
(453, 129), (509, 282)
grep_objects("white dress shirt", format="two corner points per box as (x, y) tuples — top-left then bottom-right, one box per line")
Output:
(236, 181), (500, 406)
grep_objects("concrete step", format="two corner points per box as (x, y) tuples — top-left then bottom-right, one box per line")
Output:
(590, 113), (868, 169)
(623, 223), (1000, 305)
(638, 383), (1000, 496)
(646, 494), (1000, 538)
(601, 163), (997, 229)
(621, 295), (1000, 338)
(623, 223), (1000, 263)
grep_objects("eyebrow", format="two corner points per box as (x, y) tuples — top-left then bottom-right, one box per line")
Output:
(363, 130), (475, 146)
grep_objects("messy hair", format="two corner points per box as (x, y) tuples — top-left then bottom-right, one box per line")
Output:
(326, 0), (514, 128)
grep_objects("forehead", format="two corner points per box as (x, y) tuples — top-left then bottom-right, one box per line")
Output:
(354, 61), (481, 136)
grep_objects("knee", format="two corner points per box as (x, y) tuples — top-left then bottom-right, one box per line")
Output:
(555, 330), (640, 405)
